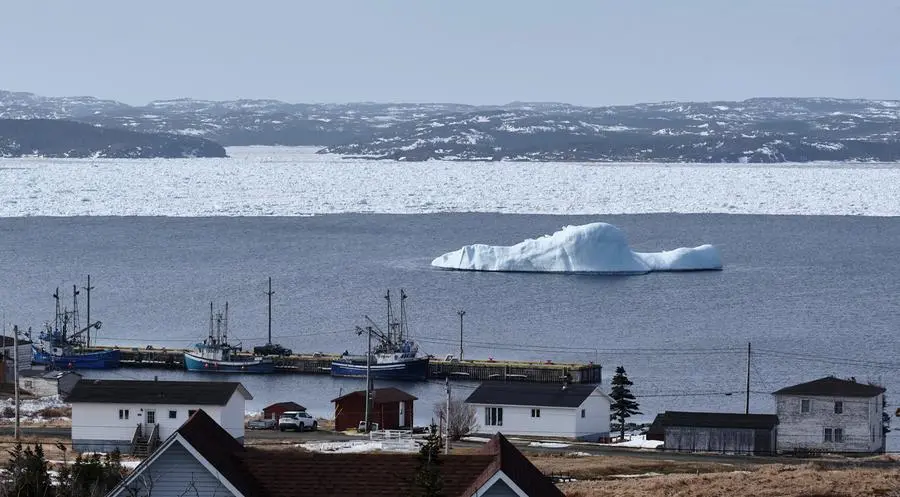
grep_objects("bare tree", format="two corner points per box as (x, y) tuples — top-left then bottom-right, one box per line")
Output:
(434, 398), (478, 441)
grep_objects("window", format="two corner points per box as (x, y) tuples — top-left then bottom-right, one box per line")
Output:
(531, 408), (541, 418)
(169, 410), (177, 419)
(188, 409), (197, 417)
(834, 401), (843, 414)
(801, 399), (810, 413)
(485, 407), (503, 426)
(581, 409), (586, 418)
(824, 428), (844, 443)
(118, 409), (129, 420)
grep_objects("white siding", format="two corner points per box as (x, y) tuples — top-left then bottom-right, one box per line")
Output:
(221, 391), (246, 441)
(575, 391), (611, 439)
(72, 402), (225, 443)
(776, 393), (883, 453)
(112, 441), (237, 497)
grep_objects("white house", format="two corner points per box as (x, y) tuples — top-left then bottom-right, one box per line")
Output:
(18, 369), (81, 398)
(109, 409), (565, 497)
(773, 376), (886, 453)
(465, 381), (611, 441)
(66, 379), (251, 454)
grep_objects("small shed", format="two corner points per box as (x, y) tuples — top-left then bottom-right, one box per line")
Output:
(18, 369), (82, 398)
(652, 411), (778, 455)
(332, 387), (416, 431)
(262, 401), (306, 420)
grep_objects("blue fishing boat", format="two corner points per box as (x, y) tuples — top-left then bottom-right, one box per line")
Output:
(184, 302), (275, 374)
(31, 278), (121, 370)
(331, 289), (430, 381)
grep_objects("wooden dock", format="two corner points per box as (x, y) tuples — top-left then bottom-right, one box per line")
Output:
(91, 346), (603, 384)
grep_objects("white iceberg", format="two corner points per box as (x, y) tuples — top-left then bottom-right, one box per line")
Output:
(430, 222), (722, 274)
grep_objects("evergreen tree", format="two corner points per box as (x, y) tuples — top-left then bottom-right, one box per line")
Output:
(5, 442), (54, 497)
(609, 366), (641, 442)
(414, 422), (444, 497)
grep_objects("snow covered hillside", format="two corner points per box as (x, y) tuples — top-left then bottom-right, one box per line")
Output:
(2, 91), (900, 162)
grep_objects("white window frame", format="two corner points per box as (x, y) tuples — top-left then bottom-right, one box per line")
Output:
(834, 401), (843, 414)
(801, 399), (810, 413)
(119, 408), (130, 420)
(531, 408), (541, 418)
(485, 407), (503, 426)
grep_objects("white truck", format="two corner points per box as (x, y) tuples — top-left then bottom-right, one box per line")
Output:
(278, 411), (317, 432)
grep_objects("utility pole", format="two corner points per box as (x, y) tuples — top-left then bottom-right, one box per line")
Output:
(13, 325), (20, 441)
(365, 326), (372, 433)
(83, 275), (94, 348)
(745, 342), (751, 415)
(457, 310), (465, 361)
(445, 376), (451, 455)
(265, 277), (274, 345)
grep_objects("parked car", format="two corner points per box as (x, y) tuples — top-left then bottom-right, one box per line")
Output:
(279, 411), (317, 432)
(247, 418), (277, 430)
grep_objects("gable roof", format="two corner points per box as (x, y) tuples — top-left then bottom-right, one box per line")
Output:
(263, 401), (306, 412)
(465, 382), (603, 408)
(121, 408), (561, 497)
(331, 387), (418, 404)
(649, 411), (779, 432)
(66, 379), (251, 405)
(772, 376), (886, 398)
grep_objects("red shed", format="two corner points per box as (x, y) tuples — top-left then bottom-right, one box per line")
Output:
(332, 387), (416, 431)
(262, 401), (306, 420)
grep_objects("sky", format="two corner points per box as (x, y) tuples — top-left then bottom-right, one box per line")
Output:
(1, 0), (898, 106)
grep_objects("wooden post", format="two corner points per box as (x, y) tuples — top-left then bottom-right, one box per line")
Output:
(13, 325), (20, 441)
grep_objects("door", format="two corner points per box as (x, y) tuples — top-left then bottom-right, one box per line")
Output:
(145, 409), (157, 432)
(399, 401), (405, 427)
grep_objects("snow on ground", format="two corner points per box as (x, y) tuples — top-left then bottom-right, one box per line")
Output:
(528, 441), (571, 448)
(0, 395), (66, 416)
(0, 146), (899, 217)
(298, 440), (418, 454)
(605, 434), (664, 449)
(431, 222), (721, 273)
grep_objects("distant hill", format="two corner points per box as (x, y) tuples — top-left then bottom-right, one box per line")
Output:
(0, 119), (226, 158)
(2, 90), (899, 162)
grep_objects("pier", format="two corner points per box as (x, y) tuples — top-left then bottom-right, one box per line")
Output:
(88, 346), (603, 384)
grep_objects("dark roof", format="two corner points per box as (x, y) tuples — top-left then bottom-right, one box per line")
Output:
(176, 409), (260, 496)
(773, 376), (886, 398)
(465, 382), (602, 408)
(135, 409), (562, 497)
(650, 411), (779, 430)
(66, 379), (249, 405)
(263, 401), (306, 412)
(0, 336), (31, 347)
(331, 387), (418, 404)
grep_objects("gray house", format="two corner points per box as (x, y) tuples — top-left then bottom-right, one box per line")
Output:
(18, 369), (81, 398)
(648, 411), (778, 455)
(108, 409), (564, 497)
(774, 376), (886, 454)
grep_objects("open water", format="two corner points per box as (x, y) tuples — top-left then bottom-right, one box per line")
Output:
(1, 214), (899, 445)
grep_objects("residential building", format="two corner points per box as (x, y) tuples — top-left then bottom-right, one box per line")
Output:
(647, 411), (778, 455)
(67, 379), (251, 453)
(18, 369), (81, 398)
(108, 409), (564, 497)
(773, 376), (886, 453)
(1, 335), (33, 380)
(465, 381), (611, 441)
(262, 401), (306, 420)
(332, 387), (415, 431)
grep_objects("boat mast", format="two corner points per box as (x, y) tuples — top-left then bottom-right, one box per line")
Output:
(208, 302), (214, 345)
(224, 301), (229, 345)
(385, 290), (392, 346)
(52, 287), (60, 347)
(83, 275), (94, 348)
(71, 285), (80, 344)
(266, 277), (274, 345)
(399, 289), (408, 342)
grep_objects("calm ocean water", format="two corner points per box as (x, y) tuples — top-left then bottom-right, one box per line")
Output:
(2, 214), (899, 445)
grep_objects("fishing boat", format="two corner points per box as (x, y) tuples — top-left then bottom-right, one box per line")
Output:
(331, 289), (430, 381)
(31, 277), (121, 370)
(184, 302), (275, 374)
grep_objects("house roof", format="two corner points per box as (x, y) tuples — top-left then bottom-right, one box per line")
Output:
(120, 407), (563, 497)
(263, 401), (306, 412)
(772, 376), (886, 398)
(465, 381), (603, 408)
(331, 387), (418, 405)
(649, 411), (779, 432)
(66, 379), (251, 405)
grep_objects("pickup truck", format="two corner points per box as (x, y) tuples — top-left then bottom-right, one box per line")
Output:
(278, 411), (317, 432)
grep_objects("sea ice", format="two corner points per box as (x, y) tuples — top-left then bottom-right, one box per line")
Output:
(430, 222), (722, 274)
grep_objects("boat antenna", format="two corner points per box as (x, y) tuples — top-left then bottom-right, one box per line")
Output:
(208, 302), (214, 344)
(72, 284), (80, 343)
(266, 277), (274, 345)
(385, 290), (392, 346)
(53, 287), (60, 335)
(83, 275), (94, 348)
(399, 289), (408, 342)
(224, 301), (229, 345)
